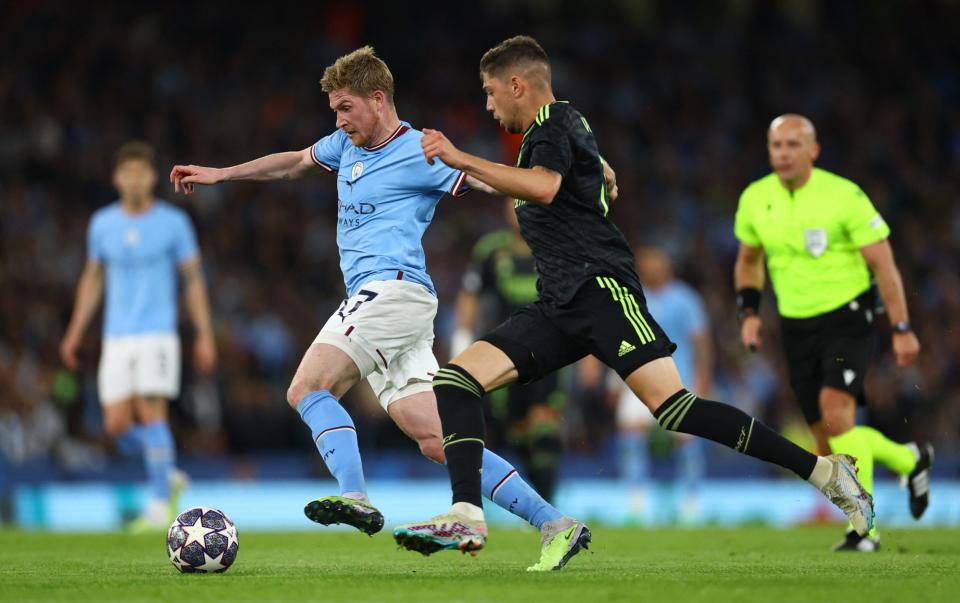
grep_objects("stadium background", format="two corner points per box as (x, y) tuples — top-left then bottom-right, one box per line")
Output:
(1, 0), (958, 530)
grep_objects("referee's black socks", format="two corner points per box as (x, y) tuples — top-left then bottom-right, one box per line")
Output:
(433, 364), (487, 508)
(654, 389), (817, 479)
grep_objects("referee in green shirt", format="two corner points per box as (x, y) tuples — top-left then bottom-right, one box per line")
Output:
(734, 114), (933, 551)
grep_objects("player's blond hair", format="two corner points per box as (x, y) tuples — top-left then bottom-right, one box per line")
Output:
(320, 46), (395, 104)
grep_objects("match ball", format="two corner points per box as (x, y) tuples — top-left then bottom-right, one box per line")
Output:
(167, 506), (240, 573)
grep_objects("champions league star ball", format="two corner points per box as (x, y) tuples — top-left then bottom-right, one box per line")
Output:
(167, 507), (239, 573)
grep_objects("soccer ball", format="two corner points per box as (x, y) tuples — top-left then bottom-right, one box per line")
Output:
(167, 506), (240, 573)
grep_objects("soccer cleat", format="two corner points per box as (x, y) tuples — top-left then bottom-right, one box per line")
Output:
(304, 496), (384, 536)
(527, 517), (592, 571)
(818, 454), (875, 537)
(832, 529), (880, 552)
(128, 500), (170, 533)
(905, 442), (934, 520)
(392, 512), (487, 556)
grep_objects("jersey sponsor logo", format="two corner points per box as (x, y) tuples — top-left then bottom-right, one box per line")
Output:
(804, 228), (828, 257)
(351, 161), (364, 180)
(618, 340), (636, 357)
(337, 200), (376, 228)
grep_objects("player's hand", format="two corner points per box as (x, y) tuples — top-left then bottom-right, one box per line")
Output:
(892, 331), (920, 367)
(603, 161), (619, 202)
(193, 333), (218, 376)
(421, 129), (466, 169)
(169, 164), (223, 195)
(740, 315), (762, 352)
(59, 332), (82, 371)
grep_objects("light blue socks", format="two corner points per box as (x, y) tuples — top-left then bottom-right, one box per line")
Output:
(296, 390), (367, 497)
(137, 421), (175, 501)
(481, 448), (563, 529)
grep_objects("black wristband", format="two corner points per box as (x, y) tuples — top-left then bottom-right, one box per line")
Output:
(892, 320), (912, 333)
(736, 287), (762, 322)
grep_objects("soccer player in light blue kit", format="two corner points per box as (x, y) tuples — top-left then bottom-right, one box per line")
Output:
(61, 141), (217, 530)
(169, 47), (585, 568)
(613, 247), (712, 524)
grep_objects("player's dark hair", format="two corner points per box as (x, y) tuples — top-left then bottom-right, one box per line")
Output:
(114, 141), (156, 168)
(480, 35), (551, 84)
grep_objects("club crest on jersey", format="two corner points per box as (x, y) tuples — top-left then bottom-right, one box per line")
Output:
(804, 228), (827, 258)
(123, 228), (139, 247)
(351, 161), (364, 180)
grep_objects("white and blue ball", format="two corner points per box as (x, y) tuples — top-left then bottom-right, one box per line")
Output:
(167, 506), (239, 573)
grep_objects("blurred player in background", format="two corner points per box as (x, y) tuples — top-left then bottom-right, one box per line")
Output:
(60, 142), (217, 530)
(396, 36), (874, 565)
(169, 46), (584, 569)
(614, 247), (711, 524)
(734, 114), (934, 551)
(453, 198), (565, 502)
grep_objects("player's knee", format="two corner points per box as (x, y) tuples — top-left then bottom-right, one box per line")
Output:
(819, 389), (855, 435)
(286, 381), (310, 410)
(287, 373), (345, 410)
(104, 414), (132, 438)
(418, 436), (445, 465)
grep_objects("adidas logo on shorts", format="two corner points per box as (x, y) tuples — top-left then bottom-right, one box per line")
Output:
(618, 340), (636, 357)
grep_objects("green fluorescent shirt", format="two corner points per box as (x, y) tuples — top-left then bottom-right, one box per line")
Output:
(734, 167), (890, 319)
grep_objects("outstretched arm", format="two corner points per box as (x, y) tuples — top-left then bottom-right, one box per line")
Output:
(421, 129), (561, 205)
(170, 147), (320, 195)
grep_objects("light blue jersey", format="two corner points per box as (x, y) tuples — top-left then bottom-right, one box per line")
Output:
(644, 281), (708, 385)
(310, 122), (468, 297)
(87, 200), (198, 337)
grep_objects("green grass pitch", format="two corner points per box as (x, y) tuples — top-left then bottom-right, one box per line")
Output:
(2, 527), (958, 603)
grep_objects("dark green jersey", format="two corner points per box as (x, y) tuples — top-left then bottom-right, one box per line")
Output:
(515, 101), (641, 305)
(462, 230), (539, 323)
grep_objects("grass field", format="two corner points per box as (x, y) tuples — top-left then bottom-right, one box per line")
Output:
(2, 527), (958, 603)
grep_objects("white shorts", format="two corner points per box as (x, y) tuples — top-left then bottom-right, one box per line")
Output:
(314, 279), (438, 410)
(98, 332), (181, 405)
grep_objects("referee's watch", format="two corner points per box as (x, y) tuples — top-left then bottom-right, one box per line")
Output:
(892, 321), (912, 334)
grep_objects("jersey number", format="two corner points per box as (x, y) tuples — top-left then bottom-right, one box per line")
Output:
(337, 290), (378, 321)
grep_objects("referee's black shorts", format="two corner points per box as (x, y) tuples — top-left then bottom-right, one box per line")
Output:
(780, 287), (878, 425)
(480, 276), (677, 384)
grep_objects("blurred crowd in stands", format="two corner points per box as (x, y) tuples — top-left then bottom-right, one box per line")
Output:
(1, 1), (958, 477)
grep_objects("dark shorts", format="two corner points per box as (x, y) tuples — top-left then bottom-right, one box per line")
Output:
(780, 287), (877, 425)
(481, 276), (677, 384)
(489, 371), (565, 424)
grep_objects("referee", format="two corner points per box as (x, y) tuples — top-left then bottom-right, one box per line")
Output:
(734, 114), (933, 551)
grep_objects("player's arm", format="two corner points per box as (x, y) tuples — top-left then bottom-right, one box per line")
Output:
(179, 256), (217, 375)
(601, 157), (619, 203)
(734, 243), (765, 351)
(60, 260), (105, 370)
(421, 129), (561, 205)
(170, 147), (320, 195)
(463, 175), (501, 195)
(860, 239), (920, 367)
